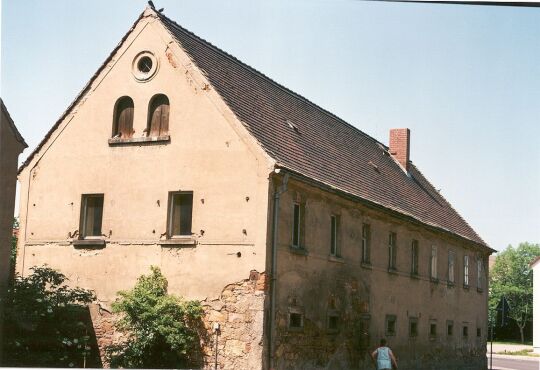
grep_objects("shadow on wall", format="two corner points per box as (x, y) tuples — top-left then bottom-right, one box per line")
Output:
(3, 305), (103, 368)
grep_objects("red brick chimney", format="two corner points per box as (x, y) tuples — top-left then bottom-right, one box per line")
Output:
(389, 128), (410, 171)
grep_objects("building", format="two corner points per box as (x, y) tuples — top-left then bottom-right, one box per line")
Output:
(531, 257), (540, 354)
(0, 98), (27, 362)
(15, 7), (494, 369)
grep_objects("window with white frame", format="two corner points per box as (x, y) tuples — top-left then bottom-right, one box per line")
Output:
(448, 250), (455, 284)
(464, 255), (470, 287)
(430, 246), (438, 280)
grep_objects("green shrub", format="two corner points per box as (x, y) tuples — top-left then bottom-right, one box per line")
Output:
(4, 266), (96, 367)
(106, 266), (205, 368)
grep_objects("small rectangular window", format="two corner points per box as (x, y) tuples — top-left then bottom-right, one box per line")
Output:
(448, 251), (455, 284)
(430, 246), (438, 280)
(330, 215), (340, 257)
(168, 192), (193, 237)
(411, 240), (419, 275)
(447, 320), (454, 336)
(289, 312), (303, 329)
(328, 314), (339, 331)
(477, 327), (481, 337)
(429, 320), (437, 338)
(463, 324), (468, 338)
(361, 224), (371, 264)
(477, 258), (483, 290)
(464, 255), (470, 287)
(388, 232), (397, 270)
(409, 317), (418, 337)
(292, 203), (301, 248)
(80, 194), (104, 238)
(385, 315), (396, 336)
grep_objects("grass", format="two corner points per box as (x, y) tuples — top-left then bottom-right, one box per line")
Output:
(495, 349), (539, 357)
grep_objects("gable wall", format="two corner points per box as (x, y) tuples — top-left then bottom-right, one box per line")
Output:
(16, 14), (272, 305)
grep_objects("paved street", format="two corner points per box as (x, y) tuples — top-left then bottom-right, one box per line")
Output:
(489, 356), (539, 370)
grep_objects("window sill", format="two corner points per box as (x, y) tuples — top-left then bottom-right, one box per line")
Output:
(477, 287), (483, 293)
(289, 246), (308, 256)
(387, 268), (398, 275)
(72, 238), (106, 248)
(447, 281), (455, 288)
(463, 284), (470, 290)
(360, 262), (372, 270)
(328, 255), (344, 263)
(430, 277), (439, 284)
(159, 237), (197, 247)
(108, 135), (170, 146)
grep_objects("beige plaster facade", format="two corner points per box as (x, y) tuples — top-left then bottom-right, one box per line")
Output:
(0, 99), (27, 363)
(15, 8), (491, 370)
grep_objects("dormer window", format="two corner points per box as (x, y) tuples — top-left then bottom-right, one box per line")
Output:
(147, 94), (170, 137)
(112, 97), (134, 138)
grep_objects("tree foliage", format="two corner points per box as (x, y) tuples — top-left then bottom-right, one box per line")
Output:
(106, 266), (205, 369)
(4, 266), (96, 367)
(489, 242), (540, 343)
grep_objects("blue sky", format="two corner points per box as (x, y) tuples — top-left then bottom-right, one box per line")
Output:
(1, 0), (539, 251)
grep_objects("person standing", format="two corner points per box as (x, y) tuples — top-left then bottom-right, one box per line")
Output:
(371, 338), (398, 370)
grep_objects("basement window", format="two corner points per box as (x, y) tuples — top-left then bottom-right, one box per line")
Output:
(429, 320), (437, 339)
(80, 194), (104, 238)
(462, 324), (469, 338)
(409, 317), (418, 337)
(477, 327), (481, 337)
(447, 320), (454, 336)
(167, 192), (193, 237)
(288, 312), (303, 330)
(385, 315), (396, 336)
(327, 314), (339, 332)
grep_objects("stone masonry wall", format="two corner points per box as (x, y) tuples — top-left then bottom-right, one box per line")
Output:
(88, 271), (267, 369)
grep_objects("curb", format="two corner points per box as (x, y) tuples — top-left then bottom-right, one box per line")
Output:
(487, 353), (540, 362)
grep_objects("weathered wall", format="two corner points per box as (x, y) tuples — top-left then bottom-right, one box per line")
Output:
(0, 103), (26, 363)
(16, 11), (272, 369)
(272, 178), (489, 370)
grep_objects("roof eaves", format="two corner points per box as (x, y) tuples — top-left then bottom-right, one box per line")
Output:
(1, 98), (28, 148)
(275, 164), (494, 254)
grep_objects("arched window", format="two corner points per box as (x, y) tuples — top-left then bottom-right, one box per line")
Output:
(147, 94), (169, 137)
(112, 96), (134, 138)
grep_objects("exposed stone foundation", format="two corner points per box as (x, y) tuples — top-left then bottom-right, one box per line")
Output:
(88, 271), (267, 369)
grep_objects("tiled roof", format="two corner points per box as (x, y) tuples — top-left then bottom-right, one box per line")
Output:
(158, 12), (489, 249)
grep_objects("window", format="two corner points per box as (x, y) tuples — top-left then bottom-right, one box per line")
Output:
(411, 240), (419, 275)
(409, 317), (418, 337)
(477, 327), (481, 337)
(330, 215), (340, 257)
(361, 224), (371, 264)
(292, 203), (305, 248)
(328, 314), (339, 331)
(167, 192), (193, 237)
(447, 320), (454, 336)
(112, 96), (134, 138)
(430, 246), (438, 280)
(388, 232), (397, 270)
(147, 94), (170, 137)
(289, 312), (303, 329)
(385, 315), (396, 336)
(464, 255), (470, 287)
(477, 258), (483, 290)
(448, 251), (455, 284)
(137, 56), (153, 73)
(429, 320), (437, 338)
(462, 324), (469, 338)
(80, 194), (104, 238)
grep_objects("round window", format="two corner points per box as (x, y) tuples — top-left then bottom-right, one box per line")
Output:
(132, 52), (158, 82)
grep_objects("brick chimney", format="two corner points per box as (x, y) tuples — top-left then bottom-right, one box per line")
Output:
(389, 128), (410, 171)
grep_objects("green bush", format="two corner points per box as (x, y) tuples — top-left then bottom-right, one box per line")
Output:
(4, 266), (96, 367)
(106, 266), (205, 369)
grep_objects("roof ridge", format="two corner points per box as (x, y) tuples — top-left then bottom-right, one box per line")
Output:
(155, 11), (388, 150)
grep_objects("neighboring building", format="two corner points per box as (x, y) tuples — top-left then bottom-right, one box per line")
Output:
(15, 7), (494, 369)
(0, 98), (27, 362)
(531, 257), (540, 354)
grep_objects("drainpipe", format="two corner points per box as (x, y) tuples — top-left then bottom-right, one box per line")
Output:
(268, 169), (289, 370)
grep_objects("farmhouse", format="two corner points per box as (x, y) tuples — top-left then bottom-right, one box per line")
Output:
(16, 6), (493, 369)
